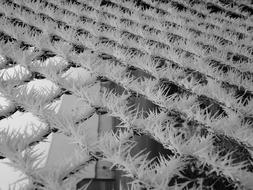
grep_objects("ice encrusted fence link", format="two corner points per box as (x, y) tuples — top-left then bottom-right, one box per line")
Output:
(0, 0), (253, 189)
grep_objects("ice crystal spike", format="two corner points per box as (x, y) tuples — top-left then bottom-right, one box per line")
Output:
(0, 0), (252, 189)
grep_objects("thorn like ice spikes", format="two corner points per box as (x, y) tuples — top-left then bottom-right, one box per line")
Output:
(0, 0), (253, 189)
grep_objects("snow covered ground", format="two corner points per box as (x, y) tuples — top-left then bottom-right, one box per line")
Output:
(0, 57), (99, 189)
(0, 111), (52, 190)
